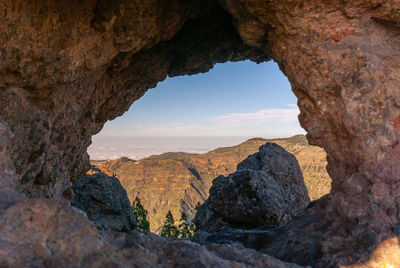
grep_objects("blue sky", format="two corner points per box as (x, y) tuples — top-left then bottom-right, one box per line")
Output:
(96, 60), (304, 138)
(89, 60), (305, 159)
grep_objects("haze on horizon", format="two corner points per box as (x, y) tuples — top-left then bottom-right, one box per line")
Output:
(89, 60), (305, 160)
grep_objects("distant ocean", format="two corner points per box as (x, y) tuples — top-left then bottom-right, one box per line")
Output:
(88, 136), (255, 160)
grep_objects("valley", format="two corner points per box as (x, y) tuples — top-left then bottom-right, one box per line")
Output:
(91, 135), (331, 232)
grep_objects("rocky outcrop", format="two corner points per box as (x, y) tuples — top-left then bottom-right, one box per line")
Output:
(0, 0), (268, 201)
(0, 0), (399, 266)
(193, 197), (400, 267)
(91, 135), (329, 232)
(102, 230), (307, 268)
(0, 198), (305, 268)
(195, 143), (310, 232)
(71, 173), (136, 232)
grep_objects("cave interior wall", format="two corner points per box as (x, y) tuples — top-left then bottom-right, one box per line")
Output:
(0, 0), (400, 266)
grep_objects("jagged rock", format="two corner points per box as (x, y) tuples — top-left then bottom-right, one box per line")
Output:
(195, 143), (310, 232)
(0, 1), (268, 201)
(91, 135), (330, 232)
(0, 198), (305, 268)
(71, 173), (136, 232)
(0, 0), (399, 266)
(193, 197), (400, 267)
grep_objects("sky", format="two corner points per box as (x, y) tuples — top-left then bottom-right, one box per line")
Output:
(88, 60), (305, 160)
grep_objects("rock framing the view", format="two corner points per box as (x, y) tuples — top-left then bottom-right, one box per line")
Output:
(0, 0), (400, 267)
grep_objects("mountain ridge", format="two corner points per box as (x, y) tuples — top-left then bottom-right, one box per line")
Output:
(91, 135), (331, 232)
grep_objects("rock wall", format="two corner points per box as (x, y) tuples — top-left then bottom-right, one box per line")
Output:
(222, 1), (400, 265)
(0, 0), (267, 201)
(0, 0), (399, 267)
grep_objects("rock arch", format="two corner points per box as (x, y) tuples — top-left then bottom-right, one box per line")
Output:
(0, 0), (399, 266)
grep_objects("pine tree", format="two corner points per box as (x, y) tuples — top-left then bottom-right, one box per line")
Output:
(132, 197), (150, 232)
(160, 210), (179, 238)
(178, 212), (193, 238)
(195, 201), (202, 211)
(192, 201), (202, 233)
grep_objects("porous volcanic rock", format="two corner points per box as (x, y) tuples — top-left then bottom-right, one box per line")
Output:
(0, 0), (399, 266)
(0, 199), (123, 267)
(194, 143), (310, 232)
(0, 199), (305, 268)
(0, 0), (268, 201)
(193, 197), (400, 267)
(71, 173), (136, 232)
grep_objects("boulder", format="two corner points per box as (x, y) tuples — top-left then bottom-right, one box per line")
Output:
(195, 143), (310, 232)
(71, 173), (136, 232)
(1, 0), (400, 266)
(0, 198), (306, 268)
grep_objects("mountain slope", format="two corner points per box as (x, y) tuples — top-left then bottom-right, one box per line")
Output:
(91, 135), (331, 232)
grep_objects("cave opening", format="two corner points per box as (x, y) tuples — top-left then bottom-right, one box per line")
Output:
(1, 0), (399, 266)
(89, 60), (304, 159)
(87, 60), (331, 233)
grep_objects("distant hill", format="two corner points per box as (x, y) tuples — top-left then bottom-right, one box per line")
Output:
(91, 135), (331, 232)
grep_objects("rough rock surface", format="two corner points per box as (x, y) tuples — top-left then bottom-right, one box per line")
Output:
(0, 199), (304, 268)
(71, 173), (136, 232)
(0, 0), (399, 266)
(0, 0), (268, 201)
(193, 196), (400, 268)
(0, 120), (24, 210)
(194, 143), (310, 232)
(92, 135), (330, 232)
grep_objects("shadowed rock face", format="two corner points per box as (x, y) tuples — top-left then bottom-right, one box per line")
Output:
(71, 173), (136, 232)
(0, 0), (400, 267)
(91, 135), (330, 232)
(195, 143), (310, 232)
